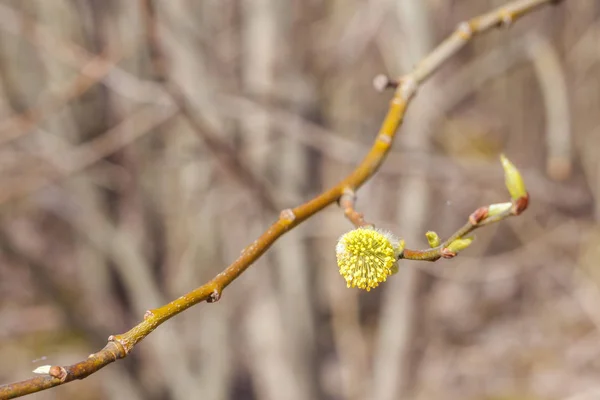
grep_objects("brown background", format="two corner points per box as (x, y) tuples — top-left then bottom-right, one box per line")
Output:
(0, 1), (598, 399)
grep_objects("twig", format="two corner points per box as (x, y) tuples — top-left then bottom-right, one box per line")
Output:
(401, 195), (529, 261)
(525, 34), (572, 181)
(0, 0), (557, 398)
(0, 226), (106, 345)
(339, 188), (372, 227)
(165, 82), (281, 213)
(218, 95), (590, 209)
(0, 53), (119, 146)
(0, 3), (168, 105)
(0, 105), (177, 206)
(140, 0), (281, 213)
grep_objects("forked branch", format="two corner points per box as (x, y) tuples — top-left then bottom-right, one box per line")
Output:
(0, 0), (558, 398)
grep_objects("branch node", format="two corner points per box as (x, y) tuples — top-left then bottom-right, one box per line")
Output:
(456, 21), (474, 39)
(49, 366), (68, 382)
(143, 310), (154, 320)
(207, 288), (222, 303)
(341, 187), (356, 199)
(440, 247), (457, 259)
(399, 77), (418, 101)
(338, 188), (356, 208)
(279, 208), (296, 223)
(469, 206), (489, 225)
(499, 10), (514, 27)
(377, 133), (392, 145)
(108, 335), (129, 356)
(512, 193), (530, 215)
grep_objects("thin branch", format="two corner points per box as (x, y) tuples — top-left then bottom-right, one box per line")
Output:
(339, 188), (372, 228)
(0, 0), (558, 398)
(401, 194), (529, 261)
(525, 34), (572, 181)
(0, 105), (177, 206)
(140, 0), (281, 213)
(0, 53), (119, 146)
(0, 3), (168, 105)
(165, 82), (281, 213)
(218, 95), (590, 209)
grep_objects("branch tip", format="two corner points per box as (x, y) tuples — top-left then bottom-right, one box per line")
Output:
(500, 154), (527, 200)
(32, 365), (52, 375)
(373, 74), (399, 92)
(425, 231), (441, 248)
(340, 187), (356, 200)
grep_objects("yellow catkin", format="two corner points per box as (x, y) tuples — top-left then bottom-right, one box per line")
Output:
(335, 227), (400, 291)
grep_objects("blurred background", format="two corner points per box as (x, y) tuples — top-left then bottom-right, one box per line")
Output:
(0, 0), (597, 399)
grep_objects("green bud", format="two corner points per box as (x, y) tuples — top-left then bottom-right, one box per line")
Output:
(447, 237), (474, 253)
(500, 154), (527, 200)
(425, 231), (441, 247)
(487, 202), (512, 217)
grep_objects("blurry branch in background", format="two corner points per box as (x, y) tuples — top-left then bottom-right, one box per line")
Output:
(0, 4), (166, 105)
(0, 1), (280, 214)
(0, 53), (119, 146)
(218, 95), (589, 210)
(525, 34), (572, 181)
(0, 0), (559, 398)
(0, 224), (107, 345)
(164, 83), (281, 213)
(0, 105), (177, 205)
(139, 0), (280, 214)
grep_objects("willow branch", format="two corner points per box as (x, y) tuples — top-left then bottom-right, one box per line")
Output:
(0, 105), (177, 206)
(139, 0), (281, 213)
(0, 0), (558, 398)
(0, 53), (118, 147)
(401, 194), (530, 261)
(339, 188), (373, 228)
(165, 82), (281, 213)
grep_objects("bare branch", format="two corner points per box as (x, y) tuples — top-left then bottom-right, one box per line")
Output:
(0, 53), (119, 147)
(339, 188), (372, 228)
(0, 0), (557, 398)
(401, 194), (529, 262)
